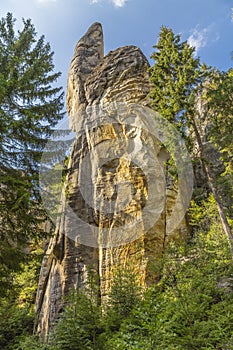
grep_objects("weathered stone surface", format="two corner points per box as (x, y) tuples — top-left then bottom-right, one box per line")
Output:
(85, 45), (151, 105)
(66, 22), (104, 127)
(36, 23), (188, 337)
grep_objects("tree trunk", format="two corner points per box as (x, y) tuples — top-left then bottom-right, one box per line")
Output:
(192, 119), (233, 257)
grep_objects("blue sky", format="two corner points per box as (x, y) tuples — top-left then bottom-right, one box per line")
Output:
(1, 0), (233, 95)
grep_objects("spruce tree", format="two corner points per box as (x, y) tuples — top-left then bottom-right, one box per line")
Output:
(149, 26), (233, 256)
(206, 68), (233, 194)
(0, 13), (64, 290)
(149, 26), (201, 133)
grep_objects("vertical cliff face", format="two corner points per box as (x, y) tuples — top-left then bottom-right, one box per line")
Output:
(36, 23), (188, 337)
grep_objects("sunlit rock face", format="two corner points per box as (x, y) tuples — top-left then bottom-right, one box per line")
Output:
(36, 23), (188, 337)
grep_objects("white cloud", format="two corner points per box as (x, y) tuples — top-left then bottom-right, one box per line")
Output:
(187, 24), (220, 55)
(187, 27), (209, 54)
(111, 0), (127, 7)
(90, 0), (127, 8)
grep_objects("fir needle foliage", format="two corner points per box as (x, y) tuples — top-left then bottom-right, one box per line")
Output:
(149, 26), (233, 256)
(0, 13), (64, 292)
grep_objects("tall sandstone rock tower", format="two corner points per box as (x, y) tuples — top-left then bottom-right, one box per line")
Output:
(36, 23), (188, 337)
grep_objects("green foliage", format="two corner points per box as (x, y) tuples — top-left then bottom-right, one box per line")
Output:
(149, 26), (207, 133)
(189, 193), (220, 232)
(107, 267), (142, 319)
(150, 25), (233, 256)
(0, 247), (43, 350)
(0, 301), (34, 350)
(51, 290), (101, 350)
(13, 336), (53, 350)
(42, 267), (141, 350)
(0, 12), (64, 294)
(103, 227), (233, 349)
(99, 198), (233, 349)
(205, 69), (233, 216)
(98, 266), (142, 348)
(14, 248), (44, 306)
(10, 228), (233, 350)
(155, 233), (233, 349)
(49, 268), (102, 350)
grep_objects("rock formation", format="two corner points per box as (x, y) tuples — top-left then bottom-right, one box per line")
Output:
(36, 22), (189, 337)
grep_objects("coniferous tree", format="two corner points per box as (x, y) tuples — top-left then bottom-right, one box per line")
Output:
(206, 69), (233, 215)
(149, 26), (233, 256)
(149, 26), (203, 133)
(0, 13), (64, 290)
